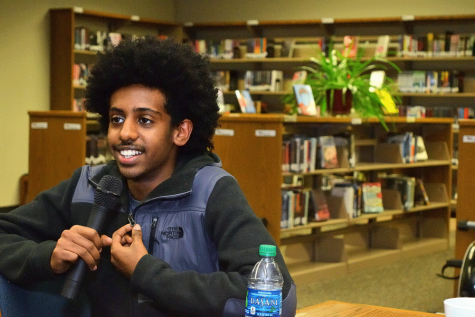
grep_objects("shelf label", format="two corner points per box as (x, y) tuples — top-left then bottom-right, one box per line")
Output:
(255, 129), (276, 137)
(73, 7), (84, 14)
(215, 128), (234, 136)
(463, 135), (475, 143)
(64, 123), (82, 131)
(322, 18), (334, 24)
(406, 117), (416, 123)
(283, 115), (297, 122)
(131, 15), (140, 21)
(184, 22), (194, 27)
(351, 118), (362, 125)
(247, 20), (259, 26)
(402, 15), (415, 21)
(31, 122), (48, 129)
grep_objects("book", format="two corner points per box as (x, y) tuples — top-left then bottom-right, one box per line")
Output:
(415, 178), (430, 205)
(361, 182), (384, 213)
(426, 71), (438, 93)
(292, 71), (307, 85)
(281, 39), (295, 58)
(318, 136), (339, 169)
(293, 84), (319, 116)
(293, 189), (310, 226)
(380, 175), (416, 211)
(309, 189), (330, 221)
(241, 90), (256, 113)
(342, 36), (358, 58)
(281, 190), (291, 228)
(415, 136), (428, 161)
(375, 35), (390, 57)
(331, 184), (356, 219)
(244, 70), (283, 92)
(235, 90), (247, 113)
(333, 132), (355, 168)
(210, 71), (230, 91)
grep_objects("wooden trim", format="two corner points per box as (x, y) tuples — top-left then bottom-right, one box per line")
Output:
(183, 14), (475, 28)
(50, 7), (179, 26)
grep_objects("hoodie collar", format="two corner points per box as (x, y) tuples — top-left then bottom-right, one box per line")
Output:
(90, 151), (221, 203)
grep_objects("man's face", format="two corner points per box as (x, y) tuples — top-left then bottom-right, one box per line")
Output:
(107, 84), (179, 189)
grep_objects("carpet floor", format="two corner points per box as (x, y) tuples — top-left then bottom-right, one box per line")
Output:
(295, 220), (458, 314)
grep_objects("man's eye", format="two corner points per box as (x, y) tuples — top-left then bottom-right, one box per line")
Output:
(139, 118), (152, 124)
(110, 116), (124, 123)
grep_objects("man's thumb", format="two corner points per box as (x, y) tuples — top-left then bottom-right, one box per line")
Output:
(132, 224), (142, 240)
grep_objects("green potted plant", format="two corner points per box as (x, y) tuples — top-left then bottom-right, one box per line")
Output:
(283, 41), (402, 131)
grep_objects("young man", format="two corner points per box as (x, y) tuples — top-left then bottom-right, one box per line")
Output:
(0, 38), (296, 316)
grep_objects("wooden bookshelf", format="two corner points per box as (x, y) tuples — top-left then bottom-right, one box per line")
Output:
(213, 114), (453, 283)
(184, 14), (475, 114)
(49, 7), (182, 112)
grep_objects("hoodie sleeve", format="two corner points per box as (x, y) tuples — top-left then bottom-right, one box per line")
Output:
(0, 168), (83, 284)
(130, 175), (296, 317)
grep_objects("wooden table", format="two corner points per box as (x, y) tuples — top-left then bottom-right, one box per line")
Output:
(296, 301), (439, 316)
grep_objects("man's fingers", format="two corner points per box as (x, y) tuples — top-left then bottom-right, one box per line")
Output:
(112, 224), (134, 241)
(132, 224), (142, 242)
(70, 225), (103, 252)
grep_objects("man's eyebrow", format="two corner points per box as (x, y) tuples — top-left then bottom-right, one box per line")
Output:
(134, 107), (161, 114)
(109, 107), (123, 113)
(109, 107), (161, 114)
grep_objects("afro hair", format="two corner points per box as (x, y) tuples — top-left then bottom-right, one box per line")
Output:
(85, 37), (220, 154)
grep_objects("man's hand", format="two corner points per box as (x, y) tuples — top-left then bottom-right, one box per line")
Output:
(50, 225), (112, 274)
(111, 224), (148, 278)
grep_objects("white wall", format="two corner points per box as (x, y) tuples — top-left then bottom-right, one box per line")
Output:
(175, 0), (475, 22)
(0, 0), (174, 207)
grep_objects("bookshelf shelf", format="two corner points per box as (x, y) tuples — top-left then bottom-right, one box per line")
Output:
(210, 57), (311, 63)
(281, 160), (451, 176)
(74, 49), (98, 56)
(400, 93), (475, 98)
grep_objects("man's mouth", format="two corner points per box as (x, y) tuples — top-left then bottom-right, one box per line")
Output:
(120, 150), (143, 159)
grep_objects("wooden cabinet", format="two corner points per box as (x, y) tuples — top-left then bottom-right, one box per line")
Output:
(454, 119), (475, 293)
(27, 111), (86, 203)
(49, 8), (182, 112)
(213, 114), (453, 284)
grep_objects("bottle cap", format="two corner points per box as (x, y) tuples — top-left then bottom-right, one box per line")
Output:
(259, 244), (276, 257)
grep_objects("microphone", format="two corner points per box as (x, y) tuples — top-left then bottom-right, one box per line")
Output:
(61, 175), (122, 300)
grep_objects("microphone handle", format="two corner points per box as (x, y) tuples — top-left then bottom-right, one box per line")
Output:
(61, 203), (110, 300)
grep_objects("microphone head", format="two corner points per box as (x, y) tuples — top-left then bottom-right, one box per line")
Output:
(94, 175), (123, 208)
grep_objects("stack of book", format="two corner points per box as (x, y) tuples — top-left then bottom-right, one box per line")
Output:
(397, 70), (462, 94)
(244, 70), (283, 92)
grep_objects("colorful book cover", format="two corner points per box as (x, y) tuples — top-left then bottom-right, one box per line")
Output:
(318, 136), (339, 169)
(293, 84), (319, 116)
(310, 189), (330, 221)
(375, 35), (390, 57)
(241, 90), (256, 113)
(362, 182), (384, 213)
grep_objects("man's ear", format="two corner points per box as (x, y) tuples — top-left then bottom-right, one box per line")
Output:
(173, 119), (193, 146)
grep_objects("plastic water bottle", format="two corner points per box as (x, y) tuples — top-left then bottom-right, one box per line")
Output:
(245, 244), (283, 317)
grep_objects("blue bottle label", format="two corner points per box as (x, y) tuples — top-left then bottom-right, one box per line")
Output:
(245, 288), (281, 317)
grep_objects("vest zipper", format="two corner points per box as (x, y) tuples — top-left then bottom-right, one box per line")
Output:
(148, 217), (159, 254)
(128, 213), (136, 226)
